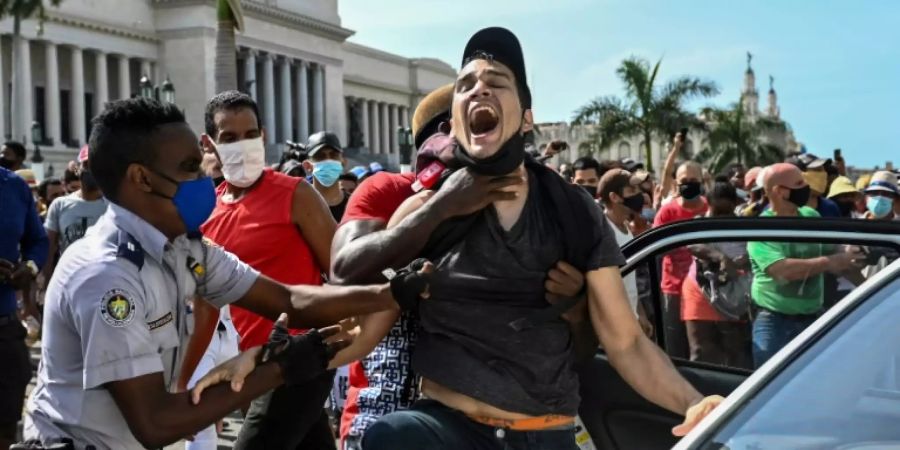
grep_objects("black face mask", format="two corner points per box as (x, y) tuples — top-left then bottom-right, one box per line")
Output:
(787, 185), (812, 208)
(580, 184), (598, 198)
(623, 193), (645, 213)
(453, 129), (526, 176)
(679, 181), (703, 200)
(835, 200), (855, 217)
(0, 158), (16, 170)
(80, 169), (100, 192)
(213, 175), (226, 188)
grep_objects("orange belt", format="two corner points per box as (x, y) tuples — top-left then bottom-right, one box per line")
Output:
(467, 414), (575, 431)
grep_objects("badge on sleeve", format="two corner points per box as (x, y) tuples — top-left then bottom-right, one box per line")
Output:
(100, 289), (136, 327)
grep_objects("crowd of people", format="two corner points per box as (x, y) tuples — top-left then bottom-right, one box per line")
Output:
(0, 25), (898, 450)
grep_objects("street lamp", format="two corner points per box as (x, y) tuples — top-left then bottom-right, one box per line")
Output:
(161, 76), (176, 104)
(30, 121), (45, 182)
(139, 74), (177, 105)
(139, 74), (154, 99)
(396, 126), (413, 173)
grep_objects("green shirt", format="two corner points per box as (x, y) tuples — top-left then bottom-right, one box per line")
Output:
(748, 207), (825, 315)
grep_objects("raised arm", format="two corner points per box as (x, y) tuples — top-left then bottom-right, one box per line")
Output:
(657, 134), (684, 209)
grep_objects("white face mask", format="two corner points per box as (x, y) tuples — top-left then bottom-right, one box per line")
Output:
(216, 137), (266, 188)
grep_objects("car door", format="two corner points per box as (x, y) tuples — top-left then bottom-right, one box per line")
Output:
(577, 217), (900, 450)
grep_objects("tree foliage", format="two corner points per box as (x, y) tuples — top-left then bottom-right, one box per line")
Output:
(573, 57), (718, 171)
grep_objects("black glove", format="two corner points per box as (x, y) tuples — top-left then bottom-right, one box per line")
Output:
(386, 258), (431, 310)
(262, 322), (331, 386)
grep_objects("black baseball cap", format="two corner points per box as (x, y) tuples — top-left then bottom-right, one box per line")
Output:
(620, 157), (644, 172)
(461, 27), (532, 109)
(306, 131), (343, 157)
(787, 152), (830, 171)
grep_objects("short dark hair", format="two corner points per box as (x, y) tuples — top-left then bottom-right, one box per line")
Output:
(339, 173), (358, 183)
(3, 141), (26, 160)
(598, 168), (636, 205)
(89, 97), (186, 202)
(572, 157), (601, 174)
(598, 159), (624, 179)
(38, 177), (62, 200)
(204, 90), (262, 139)
(709, 175), (738, 204)
(63, 169), (79, 184)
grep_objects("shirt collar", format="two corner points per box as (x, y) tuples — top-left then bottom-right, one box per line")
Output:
(108, 202), (169, 264)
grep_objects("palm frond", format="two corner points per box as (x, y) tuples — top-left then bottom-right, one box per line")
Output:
(617, 57), (651, 107)
(572, 96), (627, 125)
(660, 77), (720, 106)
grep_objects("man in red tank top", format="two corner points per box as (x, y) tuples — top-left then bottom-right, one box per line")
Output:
(196, 91), (339, 449)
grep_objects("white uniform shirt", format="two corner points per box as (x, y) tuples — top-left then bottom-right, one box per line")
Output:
(606, 215), (639, 316)
(25, 203), (259, 449)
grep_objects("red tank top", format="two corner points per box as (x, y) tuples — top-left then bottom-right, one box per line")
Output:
(201, 170), (323, 350)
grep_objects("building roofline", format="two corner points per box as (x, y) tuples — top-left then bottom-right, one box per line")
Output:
(344, 41), (455, 74)
(152, 0), (355, 42)
(45, 11), (160, 43)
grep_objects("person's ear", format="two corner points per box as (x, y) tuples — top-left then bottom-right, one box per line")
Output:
(302, 160), (314, 174)
(522, 109), (534, 133)
(260, 128), (267, 143)
(127, 163), (154, 194)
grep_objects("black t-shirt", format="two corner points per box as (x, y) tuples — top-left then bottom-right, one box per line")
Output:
(329, 192), (348, 222)
(414, 168), (625, 416)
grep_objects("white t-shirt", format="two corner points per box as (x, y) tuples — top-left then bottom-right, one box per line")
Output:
(606, 215), (638, 316)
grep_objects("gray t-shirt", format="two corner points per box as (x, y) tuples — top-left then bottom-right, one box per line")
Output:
(414, 169), (625, 416)
(45, 192), (108, 253)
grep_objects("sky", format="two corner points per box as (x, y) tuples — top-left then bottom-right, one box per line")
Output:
(338, 0), (899, 169)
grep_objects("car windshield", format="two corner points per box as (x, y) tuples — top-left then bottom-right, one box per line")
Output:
(700, 273), (900, 450)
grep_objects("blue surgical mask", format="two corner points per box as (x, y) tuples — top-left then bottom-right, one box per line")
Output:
(867, 195), (894, 219)
(641, 207), (656, 222)
(150, 169), (217, 234)
(312, 160), (343, 188)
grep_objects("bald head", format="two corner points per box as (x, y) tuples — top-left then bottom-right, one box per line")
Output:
(676, 161), (703, 184)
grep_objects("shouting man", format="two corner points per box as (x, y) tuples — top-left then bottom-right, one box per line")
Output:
(362, 27), (722, 450)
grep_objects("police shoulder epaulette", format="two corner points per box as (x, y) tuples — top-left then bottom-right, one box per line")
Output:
(116, 230), (144, 269)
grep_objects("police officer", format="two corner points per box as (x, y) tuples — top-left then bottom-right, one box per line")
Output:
(21, 98), (427, 450)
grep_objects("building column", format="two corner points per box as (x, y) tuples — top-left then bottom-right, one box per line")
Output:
(140, 59), (152, 79)
(261, 53), (276, 144)
(71, 46), (86, 147)
(359, 98), (369, 151)
(312, 63), (325, 132)
(44, 42), (60, 146)
(380, 102), (389, 158)
(278, 57), (292, 142)
(400, 106), (409, 130)
(94, 51), (109, 116)
(243, 50), (257, 101)
(14, 36), (32, 144)
(117, 55), (130, 99)
(389, 104), (399, 156)
(369, 100), (380, 154)
(295, 61), (309, 141)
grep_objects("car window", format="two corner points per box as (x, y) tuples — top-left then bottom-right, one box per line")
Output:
(644, 239), (899, 371)
(699, 274), (900, 450)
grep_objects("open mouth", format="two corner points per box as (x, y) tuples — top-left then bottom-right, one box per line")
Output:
(469, 105), (500, 137)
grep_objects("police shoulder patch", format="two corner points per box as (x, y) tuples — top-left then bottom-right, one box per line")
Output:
(100, 288), (137, 327)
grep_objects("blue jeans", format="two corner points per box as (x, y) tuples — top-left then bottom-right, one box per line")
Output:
(362, 399), (577, 450)
(752, 309), (817, 368)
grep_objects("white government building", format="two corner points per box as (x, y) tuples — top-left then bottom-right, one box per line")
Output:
(0, 0), (457, 177)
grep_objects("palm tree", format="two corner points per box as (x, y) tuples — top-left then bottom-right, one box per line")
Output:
(572, 57), (719, 172)
(214, 0), (244, 93)
(695, 100), (785, 174)
(0, 0), (62, 141)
